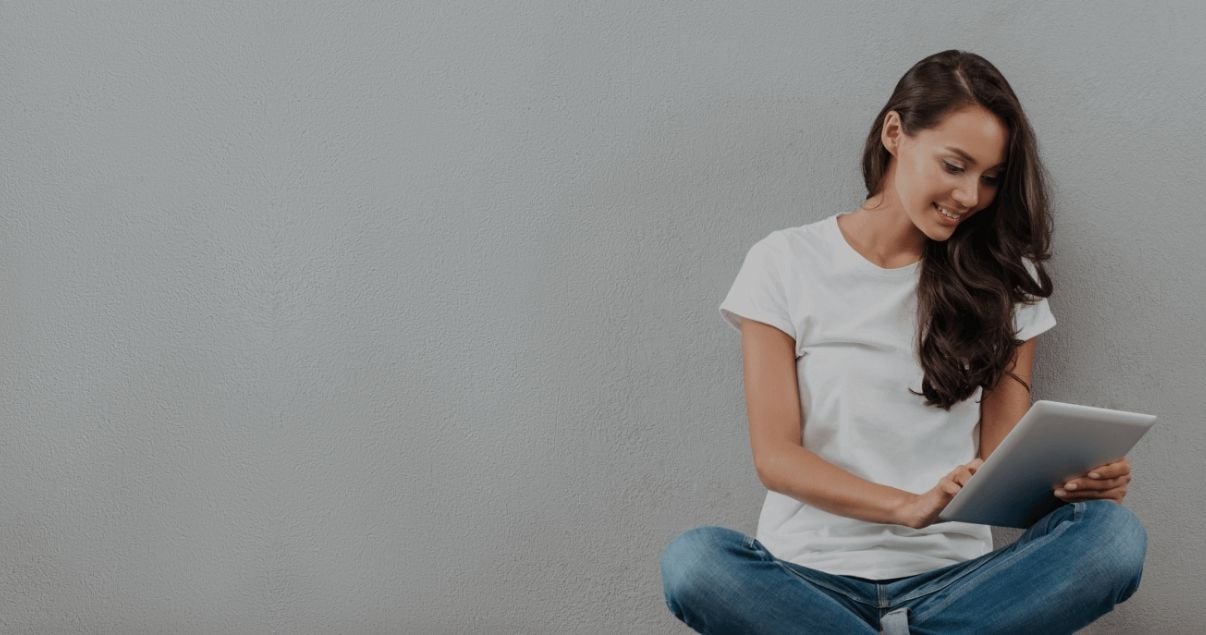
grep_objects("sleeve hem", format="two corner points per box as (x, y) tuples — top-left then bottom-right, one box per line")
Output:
(719, 306), (796, 341)
(1015, 314), (1056, 342)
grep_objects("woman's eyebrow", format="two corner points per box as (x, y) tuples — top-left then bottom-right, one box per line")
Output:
(943, 146), (1005, 170)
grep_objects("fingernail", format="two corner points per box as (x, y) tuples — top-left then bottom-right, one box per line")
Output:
(1089, 472), (1101, 479)
(1055, 489), (1067, 497)
(1065, 483), (1078, 490)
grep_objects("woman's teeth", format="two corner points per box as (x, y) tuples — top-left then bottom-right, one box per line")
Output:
(934, 203), (961, 220)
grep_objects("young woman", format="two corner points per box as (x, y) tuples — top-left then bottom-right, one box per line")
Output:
(660, 50), (1146, 634)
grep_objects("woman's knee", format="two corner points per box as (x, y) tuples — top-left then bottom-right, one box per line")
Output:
(1077, 501), (1147, 601)
(660, 526), (747, 605)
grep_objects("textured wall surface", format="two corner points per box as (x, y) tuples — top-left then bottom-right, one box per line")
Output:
(1, 1), (1203, 633)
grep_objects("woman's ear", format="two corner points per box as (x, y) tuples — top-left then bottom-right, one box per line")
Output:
(881, 110), (901, 157)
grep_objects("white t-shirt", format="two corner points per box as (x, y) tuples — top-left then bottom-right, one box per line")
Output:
(719, 212), (1057, 580)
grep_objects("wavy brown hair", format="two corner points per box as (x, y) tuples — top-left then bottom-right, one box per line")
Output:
(860, 50), (1054, 410)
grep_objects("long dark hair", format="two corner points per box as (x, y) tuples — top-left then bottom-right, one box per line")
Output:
(861, 50), (1054, 410)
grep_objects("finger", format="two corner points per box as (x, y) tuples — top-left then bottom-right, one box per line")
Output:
(1086, 458), (1131, 480)
(1063, 474), (1131, 492)
(1055, 485), (1128, 501)
(1095, 465), (1131, 480)
(1060, 489), (1126, 503)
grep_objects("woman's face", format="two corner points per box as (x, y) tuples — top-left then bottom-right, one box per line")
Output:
(885, 104), (1008, 240)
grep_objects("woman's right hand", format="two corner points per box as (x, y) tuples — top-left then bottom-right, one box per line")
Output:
(897, 458), (985, 530)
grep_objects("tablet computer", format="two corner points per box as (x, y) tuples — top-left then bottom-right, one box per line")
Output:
(938, 400), (1157, 529)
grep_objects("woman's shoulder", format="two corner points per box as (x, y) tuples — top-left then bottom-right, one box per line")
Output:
(757, 214), (839, 266)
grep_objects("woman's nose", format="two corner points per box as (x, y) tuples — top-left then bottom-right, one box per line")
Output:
(953, 187), (978, 210)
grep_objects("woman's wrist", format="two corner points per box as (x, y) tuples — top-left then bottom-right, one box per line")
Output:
(892, 491), (919, 528)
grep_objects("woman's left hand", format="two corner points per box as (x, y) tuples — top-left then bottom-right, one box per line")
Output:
(1054, 456), (1132, 503)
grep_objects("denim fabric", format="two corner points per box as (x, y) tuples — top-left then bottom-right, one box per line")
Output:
(660, 500), (1146, 634)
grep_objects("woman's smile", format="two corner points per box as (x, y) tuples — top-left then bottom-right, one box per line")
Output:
(933, 202), (965, 224)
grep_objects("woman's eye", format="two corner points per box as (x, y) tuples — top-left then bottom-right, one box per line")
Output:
(945, 161), (999, 185)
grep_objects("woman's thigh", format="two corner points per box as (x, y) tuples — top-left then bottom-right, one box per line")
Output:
(889, 500), (1147, 635)
(660, 525), (880, 634)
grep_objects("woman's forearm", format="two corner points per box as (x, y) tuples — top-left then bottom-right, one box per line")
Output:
(758, 443), (914, 526)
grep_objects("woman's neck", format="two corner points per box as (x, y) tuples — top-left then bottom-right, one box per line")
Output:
(838, 202), (927, 268)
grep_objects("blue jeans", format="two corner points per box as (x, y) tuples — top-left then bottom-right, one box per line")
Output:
(660, 500), (1146, 634)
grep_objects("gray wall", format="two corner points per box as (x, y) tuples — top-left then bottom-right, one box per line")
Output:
(1, 2), (1202, 633)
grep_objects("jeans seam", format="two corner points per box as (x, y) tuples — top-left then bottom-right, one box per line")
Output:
(747, 536), (873, 605)
(773, 560), (877, 607)
(745, 536), (777, 563)
(891, 555), (997, 604)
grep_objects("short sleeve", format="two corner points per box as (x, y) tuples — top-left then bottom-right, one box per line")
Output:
(1012, 257), (1056, 342)
(718, 232), (797, 340)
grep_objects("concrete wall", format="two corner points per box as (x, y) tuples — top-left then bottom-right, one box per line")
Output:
(1, 1), (1202, 632)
